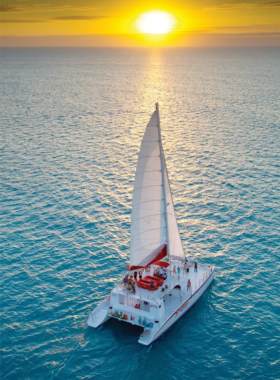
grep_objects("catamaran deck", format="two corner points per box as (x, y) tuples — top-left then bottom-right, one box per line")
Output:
(110, 261), (213, 321)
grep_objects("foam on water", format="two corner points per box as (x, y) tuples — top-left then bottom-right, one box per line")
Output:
(1, 48), (280, 380)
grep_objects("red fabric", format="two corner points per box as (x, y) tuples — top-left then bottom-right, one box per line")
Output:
(144, 275), (164, 286)
(149, 244), (167, 265)
(137, 279), (158, 291)
(128, 244), (167, 271)
(153, 261), (170, 268)
(141, 278), (152, 285)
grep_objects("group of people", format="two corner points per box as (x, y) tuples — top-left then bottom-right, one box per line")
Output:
(122, 265), (167, 292)
(172, 259), (198, 278)
(122, 259), (198, 293)
(153, 266), (168, 279)
(123, 274), (136, 293)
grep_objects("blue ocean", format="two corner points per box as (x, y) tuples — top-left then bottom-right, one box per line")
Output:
(1, 48), (279, 380)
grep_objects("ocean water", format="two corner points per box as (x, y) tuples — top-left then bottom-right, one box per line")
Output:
(1, 47), (279, 380)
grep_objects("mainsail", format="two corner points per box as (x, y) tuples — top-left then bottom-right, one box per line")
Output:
(130, 104), (184, 268)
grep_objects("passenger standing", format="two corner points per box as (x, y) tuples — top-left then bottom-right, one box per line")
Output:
(194, 261), (198, 272)
(177, 266), (181, 279)
(134, 271), (138, 281)
(123, 275), (128, 288)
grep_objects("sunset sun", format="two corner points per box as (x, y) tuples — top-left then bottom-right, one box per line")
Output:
(136, 11), (176, 34)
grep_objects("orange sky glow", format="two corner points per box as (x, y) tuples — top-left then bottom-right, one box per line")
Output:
(0, 0), (279, 47)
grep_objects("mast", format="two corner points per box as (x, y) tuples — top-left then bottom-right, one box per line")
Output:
(156, 103), (170, 258)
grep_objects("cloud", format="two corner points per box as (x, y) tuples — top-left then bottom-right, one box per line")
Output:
(204, 1), (280, 10)
(259, 1), (280, 6)
(0, 4), (23, 12)
(184, 24), (280, 34)
(0, 14), (107, 23)
(0, 19), (44, 23)
(0, 3), (99, 13)
(51, 16), (106, 21)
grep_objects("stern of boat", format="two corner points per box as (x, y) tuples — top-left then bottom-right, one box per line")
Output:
(88, 294), (111, 328)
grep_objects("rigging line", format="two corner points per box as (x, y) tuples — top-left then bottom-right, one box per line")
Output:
(132, 203), (166, 209)
(131, 226), (166, 239)
(134, 185), (162, 190)
(131, 213), (164, 223)
(135, 170), (161, 174)
(135, 166), (162, 172)
(132, 208), (166, 214)
(142, 133), (159, 138)
(141, 142), (160, 146)
(132, 199), (164, 207)
(136, 163), (161, 167)
(138, 155), (160, 158)
(130, 242), (167, 253)
(132, 210), (165, 215)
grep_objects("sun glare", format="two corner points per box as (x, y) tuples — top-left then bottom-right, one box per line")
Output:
(136, 11), (176, 34)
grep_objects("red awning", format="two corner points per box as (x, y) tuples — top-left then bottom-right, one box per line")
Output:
(153, 261), (170, 268)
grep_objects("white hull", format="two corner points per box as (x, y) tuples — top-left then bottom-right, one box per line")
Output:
(138, 268), (215, 345)
(88, 264), (215, 345)
(88, 295), (111, 328)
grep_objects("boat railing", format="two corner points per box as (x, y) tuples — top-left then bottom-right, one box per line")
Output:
(115, 283), (124, 291)
(115, 265), (214, 301)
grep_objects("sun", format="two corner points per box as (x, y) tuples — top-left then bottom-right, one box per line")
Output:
(136, 11), (176, 34)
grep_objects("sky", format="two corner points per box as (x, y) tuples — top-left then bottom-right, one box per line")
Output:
(0, 0), (279, 47)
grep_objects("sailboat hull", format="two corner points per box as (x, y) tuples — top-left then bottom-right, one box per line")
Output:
(88, 295), (111, 328)
(138, 268), (215, 345)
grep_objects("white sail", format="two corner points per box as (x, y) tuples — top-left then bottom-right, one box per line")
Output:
(130, 110), (166, 267)
(163, 156), (185, 259)
(130, 106), (184, 267)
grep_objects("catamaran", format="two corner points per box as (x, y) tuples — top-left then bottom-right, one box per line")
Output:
(88, 104), (215, 345)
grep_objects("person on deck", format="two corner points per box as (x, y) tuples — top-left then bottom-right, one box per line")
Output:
(123, 275), (128, 288)
(128, 276), (134, 290)
(150, 280), (155, 289)
(134, 271), (138, 281)
(187, 279), (191, 291)
(194, 261), (198, 272)
(177, 266), (181, 279)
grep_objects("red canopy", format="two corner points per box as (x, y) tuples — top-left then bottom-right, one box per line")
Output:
(153, 261), (170, 268)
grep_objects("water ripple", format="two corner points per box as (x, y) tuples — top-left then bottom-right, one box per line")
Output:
(1, 48), (280, 380)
